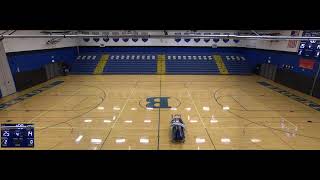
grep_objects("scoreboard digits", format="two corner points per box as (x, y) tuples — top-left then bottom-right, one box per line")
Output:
(1, 124), (34, 148)
(298, 31), (320, 59)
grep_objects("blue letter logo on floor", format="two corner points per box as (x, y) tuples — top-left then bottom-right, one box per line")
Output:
(146, 97), (171, 108)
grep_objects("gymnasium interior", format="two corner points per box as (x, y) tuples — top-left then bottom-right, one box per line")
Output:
(1, 30), (320, 150)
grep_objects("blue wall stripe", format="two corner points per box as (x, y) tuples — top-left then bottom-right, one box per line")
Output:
(6, 47), (78, 74)
(5, 46), (318, 77)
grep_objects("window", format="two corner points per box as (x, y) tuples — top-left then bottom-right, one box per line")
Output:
(183, 56), (186, 59)
(116, 56), (119, 59)
(77, 56), (81, 60)
(82, 56), (87, 60)
(178, 56), (181, 60)
(168, 56), (171, 60)
(110, 56), (114, 59)
(87, 56), (91, 60)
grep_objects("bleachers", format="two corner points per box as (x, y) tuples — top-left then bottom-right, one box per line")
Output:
(166, 54), (220, 74)
(103, 54), (157, 74)
(221, 54), (250, 74)
(70, 54), (102, 74)
(70, 52), (250, 75)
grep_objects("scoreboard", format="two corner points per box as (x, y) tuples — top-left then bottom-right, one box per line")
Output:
(298, 31), (320, 59)
(1, 124), (34, 148)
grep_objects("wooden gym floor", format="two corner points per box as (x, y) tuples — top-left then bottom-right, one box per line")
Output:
(1, 74), (320, 150)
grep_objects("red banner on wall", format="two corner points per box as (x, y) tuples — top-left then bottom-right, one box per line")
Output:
(299, 58), (315, 70)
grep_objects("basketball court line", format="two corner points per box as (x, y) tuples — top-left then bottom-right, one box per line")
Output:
(99, 81), (139, 150)
(212, 85), (299, 129)
(157, 75), (161, 150)
(269, 128), (295, 150)
(2, 75), (320, 149)
(209, 86), (317, 146)
(230, 96), (248, 110)
(26, 88), (81, 123)
(36, 84), (108, 132)
(35, 83), (110, 149)
(214, 95), (320, 141)
(29, 126), (278, 130)
(1, 115), (318, 119)
(185, 84), (216, 149)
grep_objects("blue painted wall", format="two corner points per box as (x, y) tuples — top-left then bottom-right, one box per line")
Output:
(6, 47), (78, 74)
(243, 48), (319, 78)
(80, 46), (318, 77)
(6, 46), (318, 79)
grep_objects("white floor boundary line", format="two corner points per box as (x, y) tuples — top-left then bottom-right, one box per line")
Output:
(185, 86), (216, 149)
(99, 81), (139, 149)
(27, 88), (81, 123)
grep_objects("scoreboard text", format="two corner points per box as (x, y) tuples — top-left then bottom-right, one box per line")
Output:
(1, 124), (34, 148)
(298, 31), (320, 59)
